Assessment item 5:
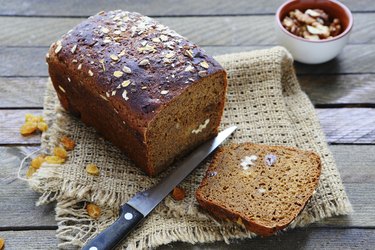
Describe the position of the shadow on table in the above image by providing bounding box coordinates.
[295,58,361,106]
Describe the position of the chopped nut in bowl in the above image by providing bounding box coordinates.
[275,0,353,64]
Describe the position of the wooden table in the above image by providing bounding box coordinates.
[1,0,375,249]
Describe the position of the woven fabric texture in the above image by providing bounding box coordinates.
[29,47,352,249]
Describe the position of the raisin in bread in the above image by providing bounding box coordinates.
[196,142,321,236]
[46,10,227,176]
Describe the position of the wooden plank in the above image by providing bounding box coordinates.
[1,45,375,77]
[2,74,375,109]
[298,74,375,105]
[0,230,57,250]
[0,47,47,77]
[1,228,375,250]
[0,146,56,228]
[1,108,374,145]
[160,228,375,249]
[0,77,46,108]
[1,145,375,228]
[0,109,43,145]
[0,14,373,47]
[331,145,375,183]
[317,109,375,144]
[204,45,375,75]
[315,183,375,227]
[0,0,373,17]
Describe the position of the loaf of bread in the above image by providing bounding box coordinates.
[196,143,321,236]
[46,10,227,176]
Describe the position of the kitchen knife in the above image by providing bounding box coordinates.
[82,126,236,250]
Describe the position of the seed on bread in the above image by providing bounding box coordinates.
[200,61,209,69]
[113,71,124,77]
[54,41,62,54]
[138,59,150,66]
[122,66,132,74]
[101,27,110,33]
[110,54,119,61]
[70,44,77,54]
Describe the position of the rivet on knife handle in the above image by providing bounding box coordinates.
[81,204,144,250]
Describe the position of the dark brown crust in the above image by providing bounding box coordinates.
[196,143,322,236]
[47,11,224,126]
[47,10,226,176]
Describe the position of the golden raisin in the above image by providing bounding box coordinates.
[20,122,38,135]
[86,203,101,219]
[25,113,37,122]
[26,166,36,178]
[36,115,45,123]
[45,155,65,164]
[86,164,100,176]
[31,155,46,169]
[0,238,4,250]
[171,186,185,201]
[61,136,75,150]
[37,122,48,132]
[53,147,68,159]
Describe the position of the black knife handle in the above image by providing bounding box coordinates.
[82,204,144,250]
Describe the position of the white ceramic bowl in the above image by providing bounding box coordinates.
[275,0,353,64]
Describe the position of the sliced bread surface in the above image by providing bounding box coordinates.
[196,142,321,236]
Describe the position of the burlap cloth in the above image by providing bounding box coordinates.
[28,47,352,249]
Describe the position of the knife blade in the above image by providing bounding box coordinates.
[82,126,236,250]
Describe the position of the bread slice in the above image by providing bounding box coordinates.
[196,142,321,236]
